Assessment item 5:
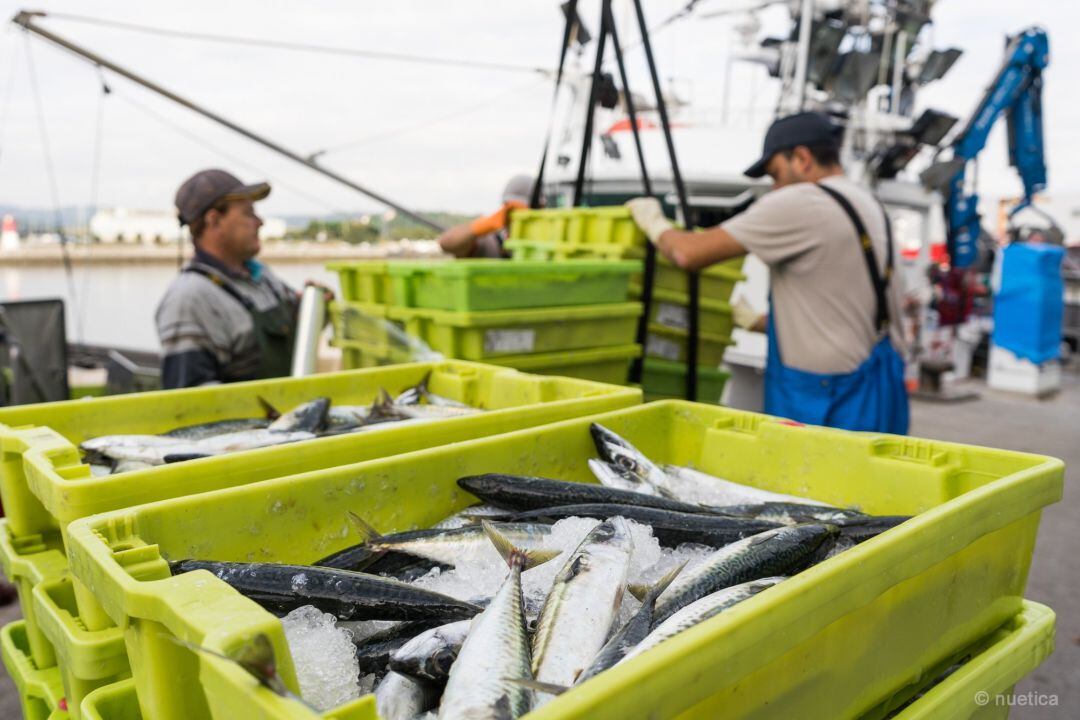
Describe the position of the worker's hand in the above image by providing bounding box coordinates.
[469,200,527,237]
[626,197,674,244]
[732,296,765,332]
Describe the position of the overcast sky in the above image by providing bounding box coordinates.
[0,0,1075,218]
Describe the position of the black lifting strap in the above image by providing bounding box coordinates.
[530,0,579,209]
[816,184,894,334]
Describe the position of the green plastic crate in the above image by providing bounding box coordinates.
[641,359,731,404]
[489,344,640,385]
[325,262,394,305]
[386,259,641,311]
[645,324,733,366]
[81,679,140,720]
[34,576,130,720]
[870,601,1055,720]
[386,303,642,360]
[635,288,734,339]
[0,362,639,630]
[508,206,645,248]
[65,401,1062,720]
[0,519,67,669]
[1,620,68,720]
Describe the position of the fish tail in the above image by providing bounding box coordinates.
[627,560,687,603]
[346,512,383,544]
[256,396,280,420]
[482,521,559,571]
[416,370,432,401]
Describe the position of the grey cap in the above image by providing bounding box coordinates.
[501,174,536,204]
[175,169,271,226]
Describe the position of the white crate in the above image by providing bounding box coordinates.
[987,344,1062,396]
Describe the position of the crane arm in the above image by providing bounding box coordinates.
[936,27,1049,268]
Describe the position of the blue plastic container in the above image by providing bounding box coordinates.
[993,243,1064,364]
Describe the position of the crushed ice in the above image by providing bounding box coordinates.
[283,516,717,710]
[281,605,360,712]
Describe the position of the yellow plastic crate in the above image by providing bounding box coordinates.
[33,575,130,720]
[81,678,139,720]
[636,256,747,303]
[64,401,1061,720]
[0,362,638,634]
[505,239,637,262]
[0,519,67,669]
[71,603,1056,720]
[1,620,68,720]
[879,601,1055,720]
[386,303,642,360]
[508,206,645,248]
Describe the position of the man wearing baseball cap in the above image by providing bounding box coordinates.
[155,169,300,388]
[437,174,537,258]
[626,111,908,433]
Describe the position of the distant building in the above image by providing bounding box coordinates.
[89,207,288,244]
[0,215,19,251]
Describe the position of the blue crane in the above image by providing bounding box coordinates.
[922,27,1052,268]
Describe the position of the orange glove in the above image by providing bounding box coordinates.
[469,200,526,236]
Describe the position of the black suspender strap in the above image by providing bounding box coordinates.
[816,183,894,334]
[183,264,260,314]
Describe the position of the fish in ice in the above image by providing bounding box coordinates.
[169,559,482,622]
[438,523,558,720]
[458,474,707,515]
[531,518,633,696]
[652,523,837,625]
[375,671,441,720]
[389,619,471,682]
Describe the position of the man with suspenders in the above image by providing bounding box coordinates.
[156,169,300,389]
[627,112,909,434]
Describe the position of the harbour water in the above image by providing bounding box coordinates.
[0,243,434,352]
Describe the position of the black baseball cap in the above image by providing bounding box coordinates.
[175,169,271,226]
[744,112,842,178]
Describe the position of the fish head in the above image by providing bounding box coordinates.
[587,458,646,493]
[430,647,459,678]
[589,423,633,462]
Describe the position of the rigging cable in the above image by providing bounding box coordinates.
[23,33,84,346]
[78,66,109,340]
[42,13,549,76]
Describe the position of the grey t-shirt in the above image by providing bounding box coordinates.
[722,176,906,374]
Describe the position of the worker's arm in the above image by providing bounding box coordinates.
[438,201,525,258]
[626,198,748,272]
[161,349,221,389]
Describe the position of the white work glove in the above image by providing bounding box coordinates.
[732,296,765,331]
[626,197,674,244]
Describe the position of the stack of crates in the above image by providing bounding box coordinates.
[0,364,641,718]
[328,258,644,384]
[506,206,747,402]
